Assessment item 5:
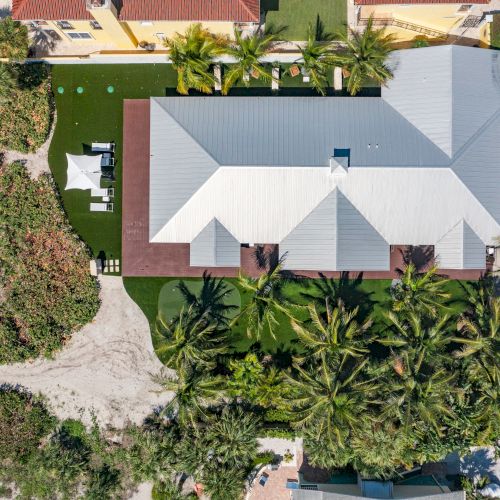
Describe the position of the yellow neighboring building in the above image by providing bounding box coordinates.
[351,0,492,43]
[12,0,261,51]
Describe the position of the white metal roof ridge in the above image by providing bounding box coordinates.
[152,166,499,247]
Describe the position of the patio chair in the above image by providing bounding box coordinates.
[101,156,115,168]
[301,66,310,83]
[90,202,113,212]
[101,169,115,181]
[92,142,115,153]
[91,187,114,198]
[259,473,269,487]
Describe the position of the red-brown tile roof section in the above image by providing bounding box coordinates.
[12,0,92,20]
[12,0,261,22]
[356,0,487,4]
[119,0,260,22]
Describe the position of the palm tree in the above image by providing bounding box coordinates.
[349,421,413,479]
[0,63,15,102]
[380,364,456,435]
[391,263,451,317]
[155,306,227,372]
[164,23,227,95]
[201,466,245,500]
[452,296,499,390]
[177,272,238,326]
[152,479,187,500]
[234,256,292,340]
[157,369,224,427]
[286,356,376,446]
[330,16,395,96]
[380,311,453,372]
[292,299,370,363]
[0,17,29,60]
[204,407,259,469]
[222,28,278,95]
[295,24,335,96]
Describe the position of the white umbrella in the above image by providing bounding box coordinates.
[65,153,102,191]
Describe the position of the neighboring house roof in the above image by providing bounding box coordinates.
[12,0,260,21]
[12,0,92,20]
[291,489,466,500]
[355,0,487,5]
[383,46,500,159]
[148,46,500,271]
[119,0,260,22]
[190,218,241,267]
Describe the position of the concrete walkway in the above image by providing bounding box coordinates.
[0,276,172,428]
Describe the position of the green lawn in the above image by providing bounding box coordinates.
[263,0,347,41]
[124,275,475,358]
[49,64,177,260]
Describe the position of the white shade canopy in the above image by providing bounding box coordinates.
[65,153,102,191]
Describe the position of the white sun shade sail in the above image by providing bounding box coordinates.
[65,153,102,191]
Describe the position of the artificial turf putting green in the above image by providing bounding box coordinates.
[49,64,178,260]
[263,0,347,41]
[124,276,310,354]
[158,279,241,322]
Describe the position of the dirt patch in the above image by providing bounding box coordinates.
[0,276,172,428]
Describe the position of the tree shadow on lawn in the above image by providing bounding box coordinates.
[297,271,377,323]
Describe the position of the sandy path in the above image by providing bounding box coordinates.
[2,111,56,179]
[0,276,172,428]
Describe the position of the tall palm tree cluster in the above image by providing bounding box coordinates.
[165,19,395,97]
[154,255,499,490]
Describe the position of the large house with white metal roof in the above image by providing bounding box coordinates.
[122,45,500,277]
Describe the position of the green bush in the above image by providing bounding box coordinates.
[259,427,297,439]
[491,14,500,49]
[0,17,29,60]
[412,36,430,48]
[0,387,56,461]
[252,450,276,467]
[0,162,100,362]
[264,408,291,423]
[0,63,53,153]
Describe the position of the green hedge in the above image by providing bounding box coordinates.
[491,14,500,49]
[0,64,53,153]
[0,162,100,362]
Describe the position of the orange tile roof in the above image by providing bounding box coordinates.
[12,0,261,22]
[12,0,92,20]
[119,0,260,22]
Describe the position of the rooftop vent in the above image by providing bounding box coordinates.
[330,148,350,175]
[330,157,348,175]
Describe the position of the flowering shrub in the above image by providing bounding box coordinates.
[0,162,99,362]
[0,64,53,153]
